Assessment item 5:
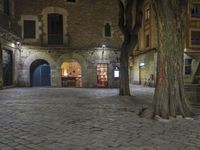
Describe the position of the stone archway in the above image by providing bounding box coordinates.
[56,53,87,87]
[30,59,51,87]
[21,52,56,87]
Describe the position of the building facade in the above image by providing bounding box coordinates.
[0,0,21,89]
[129,0,200,88]
[1,0,123,88]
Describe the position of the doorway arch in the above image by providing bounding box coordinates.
[61,60,82,87]
[30,59,51,87]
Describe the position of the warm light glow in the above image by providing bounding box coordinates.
[63,69,68,77]
[11,43,15,47]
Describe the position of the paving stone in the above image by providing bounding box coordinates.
[0,85,199,150]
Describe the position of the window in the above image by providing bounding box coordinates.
[66,0,76,2]
[191,4,200,18]
[185,59,192,75]
[144,5,150,22]
[191,30,200,45]
[3,0,10,15]
[48,13,63,45]
[104,23,111,37]
[24,20,36,39]
[145,34,150,48]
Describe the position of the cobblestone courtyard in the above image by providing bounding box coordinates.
[0,85,200,150]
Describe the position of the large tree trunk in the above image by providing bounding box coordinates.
[118,0,143,96]
[120,43,130,96]
[152,0,192,118]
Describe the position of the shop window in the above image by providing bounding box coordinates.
[3,0,10,16]
[24,20,36,39]
[191,30,200,45]
[104,23,111,37]
[97,64,108,88]
[191,4,200,18]
[185,59,192,75]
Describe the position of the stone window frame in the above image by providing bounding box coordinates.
[189,28,200,48]
[103,21,113,39]
[20,15,40,42]
[144,4,151,23]
[41,7,68,46]
[190,2,200,21]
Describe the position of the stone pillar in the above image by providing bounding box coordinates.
[0,42,3,89]
[51,68,62,87]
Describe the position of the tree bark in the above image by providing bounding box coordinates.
[152,0,192,118]
[118,0,143,96]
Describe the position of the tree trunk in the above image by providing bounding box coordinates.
[0,42,2,89]
[120,43,130,96]
[118,0,143,96]
[152,0,192,118]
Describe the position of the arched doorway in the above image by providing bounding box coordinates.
[30,59,51,87]
[61,60,82,87]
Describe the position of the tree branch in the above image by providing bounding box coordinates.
[118,0,126,35]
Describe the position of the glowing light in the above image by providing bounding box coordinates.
[63,69,68,77]
[102,44,106,48]
[11,43,15,47]
[140,63,145,67]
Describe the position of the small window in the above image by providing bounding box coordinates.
[185,59,192,75]
[145,34,150,48]
[3,0,10,15]
[144,5,150,22]
[191,30,200,45]
[104,23,111,37]
[191,4,200,18]
[24,20,36,39]
[66,0,76,2]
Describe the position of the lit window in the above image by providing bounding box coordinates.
[144,5,150,22]
[191,4,200,18]
[24,20,36,39]
[185,59,192,75]
[104,23,111,37]
[191,31,200,45]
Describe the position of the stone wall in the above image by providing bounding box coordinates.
[130,50,157,86]
[185,84,200,103]
[18,46,120,88]
[15,0,123,49]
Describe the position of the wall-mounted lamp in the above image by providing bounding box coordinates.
[140,63,145,67]
[16,40,21,47]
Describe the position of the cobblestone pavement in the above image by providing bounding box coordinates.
[0,85,200,150]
